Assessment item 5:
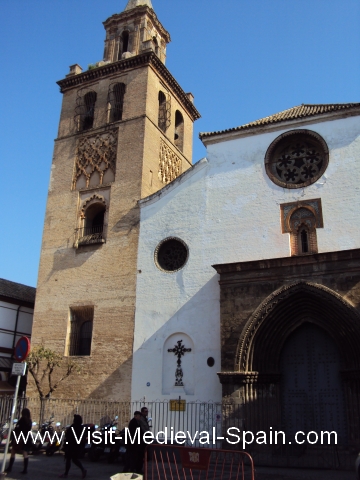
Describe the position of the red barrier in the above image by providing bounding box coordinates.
[144,444,255,480]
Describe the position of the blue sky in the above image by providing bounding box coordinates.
[1,0,359,287]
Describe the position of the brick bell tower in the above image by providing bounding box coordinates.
[31,0,200,400]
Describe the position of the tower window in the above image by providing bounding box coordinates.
[119,31,130,59]
[68,307,94,356]
[75,89,98,132]
[158,91,170,132]
[174,110,184,152]
[77,201,106,247]
[108,83,126,122]
[82,92,97,130]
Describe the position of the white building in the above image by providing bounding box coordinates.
[0,279,35,395]
[131,104,360,461]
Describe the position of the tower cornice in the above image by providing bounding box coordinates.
[57,52,200,121]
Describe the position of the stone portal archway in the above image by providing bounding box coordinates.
[214,251,360,466]
[219,281,360,455]
[236,282,360,374]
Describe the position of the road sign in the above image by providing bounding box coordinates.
[11,362,27,376]
[14,336,30,361]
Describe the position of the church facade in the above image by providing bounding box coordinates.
[30,0,360,462]
[133,104,360,454]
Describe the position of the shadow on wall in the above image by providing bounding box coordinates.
[131,275,221,402]
[112,205,140,235]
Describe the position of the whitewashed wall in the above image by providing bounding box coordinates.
[131,114,360,403]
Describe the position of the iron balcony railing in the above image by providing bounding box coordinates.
[75,224,107,247]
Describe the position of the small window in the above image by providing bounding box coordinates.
[158,91,170,132]
[289,207,318,255]
[300,229,309,253]
[174,110,184,152]
[68,307,94,356]
[155,237,188,272]
[108,83,126,122]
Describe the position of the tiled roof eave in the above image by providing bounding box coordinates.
[200,103,360,143]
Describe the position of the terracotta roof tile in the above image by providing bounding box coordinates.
[199,103,360,140]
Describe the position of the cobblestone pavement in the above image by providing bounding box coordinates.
[0,453,356,480]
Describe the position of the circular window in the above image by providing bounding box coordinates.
[265,129,329,189]
[155,237,189,272]
[207,357,215,367]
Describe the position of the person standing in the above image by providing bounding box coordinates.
[137,406,151,474]
[5,407,32,474]
[139,407,150,436]
[123,411,142,473]
[59,414,87,479]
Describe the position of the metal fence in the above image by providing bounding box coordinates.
[144,444,255,480]
[0,396,354,470]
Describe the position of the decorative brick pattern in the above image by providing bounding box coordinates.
[158,139,182,184]
[72,130,118,189]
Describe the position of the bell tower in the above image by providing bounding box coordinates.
[30,1,200,400]
[103,0,170,64]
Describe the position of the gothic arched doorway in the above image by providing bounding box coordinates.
[280,322,346,443]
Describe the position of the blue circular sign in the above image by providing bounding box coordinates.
[14,337,30,361]
[146,382,150,387]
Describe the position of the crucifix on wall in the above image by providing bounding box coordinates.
[167,339,192,386]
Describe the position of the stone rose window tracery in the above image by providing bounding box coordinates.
[155,237,189,273]
[265,130,329,189]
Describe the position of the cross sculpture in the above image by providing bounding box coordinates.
[168,339,192,386]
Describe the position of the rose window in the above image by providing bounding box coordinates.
[155,237,188,272]
[265,130,329,189]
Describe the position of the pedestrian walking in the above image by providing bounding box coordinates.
[59,414,87,479]
[5,407,32,474]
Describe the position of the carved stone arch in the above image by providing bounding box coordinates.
[80,194,107,218]
[120,25,134,34]
[285,204,318,232]
[236,281,360,373]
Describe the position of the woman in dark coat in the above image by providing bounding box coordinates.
[59,414,87,478]
[5,407,32,474]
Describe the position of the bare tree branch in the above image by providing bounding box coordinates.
[27,346,81,398]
